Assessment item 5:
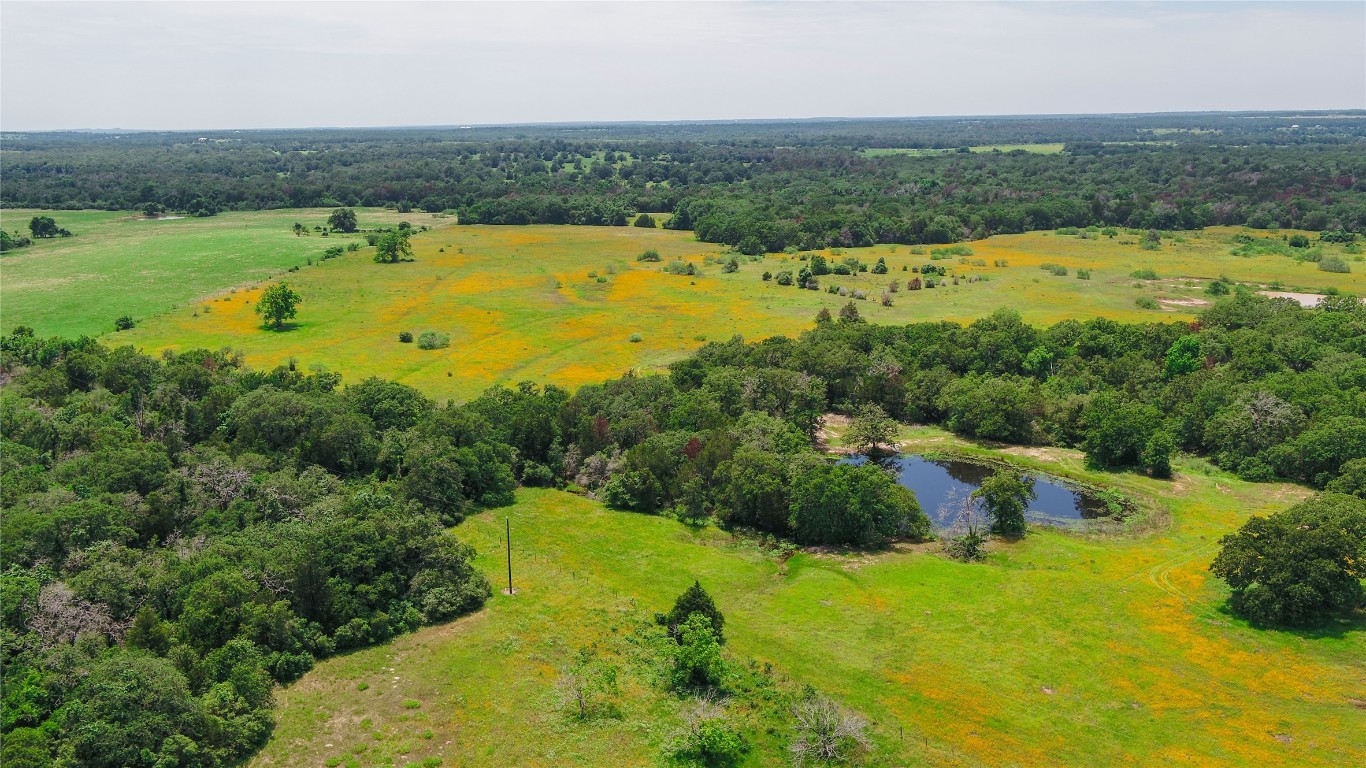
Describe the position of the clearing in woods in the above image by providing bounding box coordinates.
[250,428,1366,768]
[92,219,1362,402]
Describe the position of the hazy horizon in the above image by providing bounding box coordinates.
[8,107,1366,135]
[3,1,1364,132]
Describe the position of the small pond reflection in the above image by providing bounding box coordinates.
[842,454,1111,529]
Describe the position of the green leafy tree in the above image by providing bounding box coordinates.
[1325,459,1366,499]
[28,216,59,238]
[972,471,1036,538]
[678,475,709,525]
[1164,335,1202,378]
[1081,393,1160,468]
[126,605,172,655]
[1142,431,1176,479]
[634,213,656,228]
[1,230,33,251]
[938,375,1041,443]
[789,462,927,546]
[327,207,358,233]
[714,448,792,534]
[254,282,302,329]
[1209,494,1366,626]
[58,655,211,768]
[602,469,661,512]
[374,231,413,263]
[671,613,725,690]
[837,300,862,324]
[737,236,763,256]
[662,580,725,642]
[845,403,896,456]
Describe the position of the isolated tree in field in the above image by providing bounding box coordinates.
[292,222,304,236]
[814,307,832,324]
[634,213,656,228]
[255,283,302,329]
[838,300,862,323]
[972,470,1036,538]
[374,231,412,263]
[637,248,661,262]
[790,695,871,766]
[1209,493,1366,627]
[662,580,725,642]
[327,207,358,233]
[671,613,725,690]
[846,403,897,456]
[28,216,59,238]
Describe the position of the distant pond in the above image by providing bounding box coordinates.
[842,454,1113,530]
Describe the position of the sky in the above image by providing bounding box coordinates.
[1,1,1363,131]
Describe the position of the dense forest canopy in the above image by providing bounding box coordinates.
[4,112,1363,248]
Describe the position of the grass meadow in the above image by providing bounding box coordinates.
[69,218,1366,402]
[0,207,432,337]
[251,428,1366,768]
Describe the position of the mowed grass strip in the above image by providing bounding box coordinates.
[111,224,1363,402]
[0,207,438,337]
[253,433,1366,768]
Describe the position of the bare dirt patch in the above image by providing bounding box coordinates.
[1158,297,1210,309]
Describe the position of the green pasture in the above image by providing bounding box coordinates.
[114,223,1362,402]
[0,207,436,337]
[2,211,1361,402]
[252,430,1366,768]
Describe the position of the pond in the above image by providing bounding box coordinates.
[842,454,1112,530]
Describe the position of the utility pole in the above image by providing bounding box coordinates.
[505,516,514,595]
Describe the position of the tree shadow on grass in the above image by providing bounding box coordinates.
[1208,602,1365,640]
[261,322,306,332]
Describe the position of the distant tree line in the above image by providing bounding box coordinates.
[2,117,1361,246]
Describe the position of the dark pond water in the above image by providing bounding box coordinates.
[842,454,1111,529]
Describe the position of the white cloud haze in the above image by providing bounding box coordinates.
[2,0,1362,131]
